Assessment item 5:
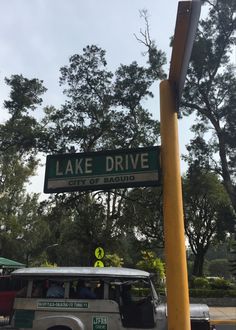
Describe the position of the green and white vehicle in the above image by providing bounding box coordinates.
[11,267,212,330]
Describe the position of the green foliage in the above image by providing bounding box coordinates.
[190,275,235,294]
[136,251,165,285]
[209,277,233,290]
[44,45,161,153]
[1,74,46,155]
[0,190,50,265]
[39,261,57,268]
[40,191,128,266]
[4,74,46,114]
[121,187,164,249]
[183,170,235,276]
[191,277,210,289]
[36,44,166,267]
[189,289,236,298]
[181,0,236,212]
[104,253,124,267]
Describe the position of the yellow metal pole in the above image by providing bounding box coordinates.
[160,80,190,330]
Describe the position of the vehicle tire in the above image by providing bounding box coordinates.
[47,326,71,330]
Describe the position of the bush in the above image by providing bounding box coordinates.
[189,289,236,298]
[208,277,232,290]
[136,251,165,286]
[191,277,210,289]
[104,253,124,267]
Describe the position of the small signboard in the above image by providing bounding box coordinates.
[44,146,161,193]
[93,316,107,330]
[95,247,104,260]
[94,260,104,267]
[37,301,88,309]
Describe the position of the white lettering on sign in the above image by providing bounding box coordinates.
[141,153,149,168]
[69,179,87,186]
[56,161,63,176]
[115,155,123,171]
[75,158,83,174]
[105,153,149,172]
[85,158,93,173]
[55,153,150,177]
[65,160,73,174]
[130,154,139,169]
[93,316,107,325]
[106,156,113,172]
[104,175,135,183]
[55,158,93,176]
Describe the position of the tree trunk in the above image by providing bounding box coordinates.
[218,132,236,213]
[192,252,205,277]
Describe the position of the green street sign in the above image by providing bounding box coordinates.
[44,146,161,193]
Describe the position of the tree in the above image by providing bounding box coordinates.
[229,239,236,277]
[0,151,37,262]
[0,74,50,264]
[0,74,47,156]
[121,187,164,250]
[181,0,236,212]
[134,9,167,81]
[0,74,47,202]
[43,45,162,153]
[40,191,128,266]
[183,169,235,277]
[0,188,49,265]
[39,44,166,265]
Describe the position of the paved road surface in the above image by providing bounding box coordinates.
[214,326,236,330]
[210,307,236,322]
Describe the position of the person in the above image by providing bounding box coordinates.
[76,280,96,299]
[46,281,64,298]
[94,281,103,299]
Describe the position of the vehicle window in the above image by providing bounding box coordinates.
[117,279,154,328]
[32,280,47,298]
[0,276,10,291]
[16,285,27,297]
[69,279,102,299]
[121,280,152,304]
[46,280,65,298]
[0,276,27,293]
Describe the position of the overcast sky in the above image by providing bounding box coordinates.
[0,0,198,197]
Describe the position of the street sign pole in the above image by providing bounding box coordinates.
[160,80,190,330]
[159,1,201,329]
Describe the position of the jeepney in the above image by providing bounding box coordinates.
[11,267,212,330]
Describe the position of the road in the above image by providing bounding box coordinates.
[1,321,236,330]
[214,325,236,330]
[1,316,235,329]
[1,325,235,329]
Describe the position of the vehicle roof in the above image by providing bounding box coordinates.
[11,267,150,278]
